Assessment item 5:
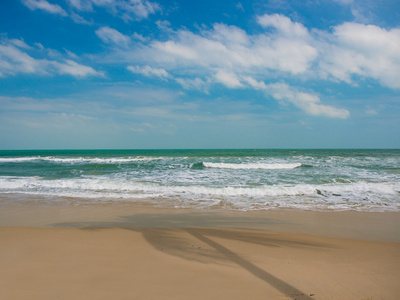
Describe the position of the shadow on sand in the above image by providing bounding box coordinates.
[53,213,330,299]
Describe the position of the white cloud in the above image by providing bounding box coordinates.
[22,0,68,16]
[236,2,244,11]
[320,22,400,89]
[0,38,102,78]
[54,59,103,77]
[156,20,172,30]
[120,0,160,20]
[175,77,208,92]
[151,38,199,61]
[89,13,375,118]
[139,18,317,76]
[70,11,94,24]
[0,42,42,75]
[366,109,377,115]
[25,0,161,23]
[206,23,250,46]
[268,83,350,119]
[74,12,400,117]
[107,13,398,92]
[9,39,31,49]
[333,0,354,4]
[257,13,309,38]
[244,77,350,118]
[214,70,243,88]
[132,32,148,42]
[67,0,161,21]
[332,0,374,23]
[67,0,94,11]
[96,27,131,47]
[127,65,169,79]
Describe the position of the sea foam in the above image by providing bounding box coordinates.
[202,162,302,170]
[1,149,399,211]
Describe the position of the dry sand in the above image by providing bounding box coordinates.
[0,206,399,300]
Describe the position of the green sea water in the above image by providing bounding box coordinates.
[0,149,399,211]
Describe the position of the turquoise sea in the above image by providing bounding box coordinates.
[0,149,399,211]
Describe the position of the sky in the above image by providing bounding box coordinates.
[0,0,399,149]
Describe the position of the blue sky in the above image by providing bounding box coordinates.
[0,0,399,149]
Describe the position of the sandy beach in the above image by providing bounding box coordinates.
[0,206,399,300]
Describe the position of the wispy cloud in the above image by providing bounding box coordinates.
[175,77,209,92]
[266,82,350,119]
[127,65,169,79]
[244,77,350,118]
[22,0,68,16]
[22,0,162,23]
[332,0,375,23]
[55,59,102,77]
[95,27,131,47]
[67,0,161,21]
[0,38,103,78]
[118,0,161,21]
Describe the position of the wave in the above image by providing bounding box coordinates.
[202,162,302,170]
[0,157,41,162]
[0,157,304,170]
[2,176,398,211]
[0,156,163,164]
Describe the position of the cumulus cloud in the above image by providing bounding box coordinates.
[206,23,250,45]
[127,65,169,79]
[320,22,400,89]
[13,7,399,118]
[257,13,309,38]
[124,13,399,92]
[138,19,318,76]
[0,38,102,78]
[22,0,68,16]
[84,12,400,117]
[91,13,367,117]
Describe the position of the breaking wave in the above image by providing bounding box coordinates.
[202,162,302,170]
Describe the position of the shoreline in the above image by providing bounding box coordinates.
[1,205,399,299]
[0,205,399,241]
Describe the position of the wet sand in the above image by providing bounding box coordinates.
[0,206,399,299]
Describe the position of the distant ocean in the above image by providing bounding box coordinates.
[0,149,399,211]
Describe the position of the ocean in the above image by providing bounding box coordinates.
[0,149,399,211]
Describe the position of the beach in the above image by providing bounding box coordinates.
[1,149,399,299]
[2,0,400,296]
[1,206,399,300]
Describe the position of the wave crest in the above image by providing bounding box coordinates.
[202,162,302,170]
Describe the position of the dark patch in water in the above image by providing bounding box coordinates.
[300,164,313,168]
[191,162,205,170]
